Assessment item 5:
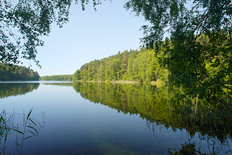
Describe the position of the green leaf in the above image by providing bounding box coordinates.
[14,129,24,135]
[27,126,38,134]
[25,135,35,140]
[28,130,36,135]
[29,118,36,126]
[4,133,7,142]
[27,108,33,120]
[15,142,21,147]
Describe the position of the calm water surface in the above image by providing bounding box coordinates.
[0,82,231,155]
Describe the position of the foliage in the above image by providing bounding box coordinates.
[168,143,198,155]
[74,32,231,101]
[125,0,232,45]
[74,47,169,83]
[0,0,104,66]
[40,74,73,81]
[125,0,232,98]
[0,63,40,81]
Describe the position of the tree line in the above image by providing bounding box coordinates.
[40,75,73,81]
[0,63,40,81]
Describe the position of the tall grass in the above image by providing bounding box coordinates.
[0,109,44,155]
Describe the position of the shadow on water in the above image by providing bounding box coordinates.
[73,82,232,154]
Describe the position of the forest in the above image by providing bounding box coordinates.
[74,33,231,100]
[76,35,230,82]
[0,63,40,81]
[73,38,170,83]
[40,75,73,81]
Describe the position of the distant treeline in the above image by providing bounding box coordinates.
[40,75,73,81]
[0,63,40,81]
[73,39,170,82]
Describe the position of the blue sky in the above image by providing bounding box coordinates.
[27,1,147,76]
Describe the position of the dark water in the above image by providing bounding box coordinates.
[0,82,231,155]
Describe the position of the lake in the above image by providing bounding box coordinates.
[0,81,231,155]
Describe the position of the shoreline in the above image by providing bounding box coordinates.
[74,79,166,86]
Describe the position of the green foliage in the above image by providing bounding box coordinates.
[125,0,232,47]
[168,143,198,155]
[0,0,104,66]
[0,63,40,81]
[125,0,232,99]
[75,30,232,102]
[74,47,169,82]
[73,70,81,81]
[40,74,73,81]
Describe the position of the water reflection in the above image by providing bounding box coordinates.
[0,82,46,154]
[1,82,231,154]
[0,83,40,98]
[42,82,73,87]
[73,82,232,154]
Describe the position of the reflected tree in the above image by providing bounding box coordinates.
[73,82,232,154]
[168,143,199,155]
[0,83,40,98]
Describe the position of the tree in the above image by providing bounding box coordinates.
[125,0,232,98]
[0,63,40,81]
[1,0,103,66]
[73,69,81,81]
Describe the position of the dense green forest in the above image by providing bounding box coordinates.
[73,39,169,83]
[0,64,40,81]
[40,75,73,81]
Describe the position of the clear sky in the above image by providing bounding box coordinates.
[27,1,147,76]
